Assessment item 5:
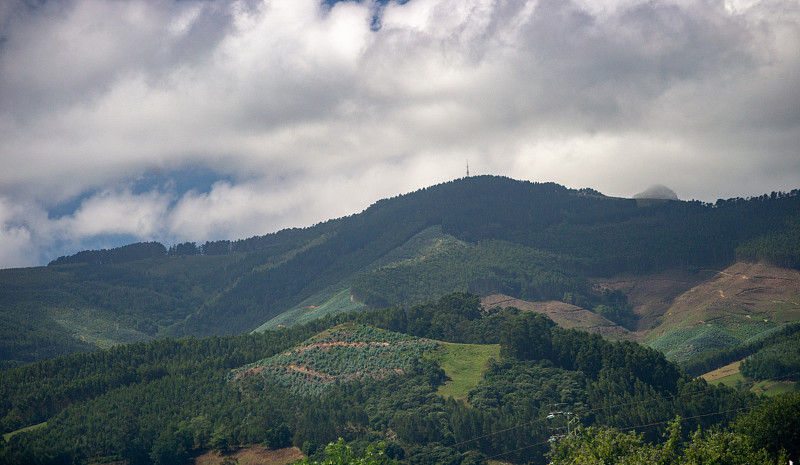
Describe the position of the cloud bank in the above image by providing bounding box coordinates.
[1,0,798,267]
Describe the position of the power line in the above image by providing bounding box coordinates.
[444,385,715,450]
[413,371,800,462]
[481,405,757,463]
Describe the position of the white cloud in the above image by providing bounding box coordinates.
[0,0,799,267]
[0,198,37,269]
[60,189,171,238]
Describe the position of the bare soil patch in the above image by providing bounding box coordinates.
[701,359,743,382]
[486,263,800,345]
[592,269,713,334]
[642,263,800,339]
[192,446,303,465]
[482,295,636,341]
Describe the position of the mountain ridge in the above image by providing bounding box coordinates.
[2,175,799,367]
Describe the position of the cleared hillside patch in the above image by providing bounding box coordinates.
[230,324,437,396]
[192,446,303,465]
[699,359,797,395]
[642,263,800,363]
[3,421,47,443]
[481,295,636,341]
[429,342,500,401]
[255,286,366,330]
[700,359,743,384]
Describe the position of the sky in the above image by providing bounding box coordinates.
[1,0,799,268]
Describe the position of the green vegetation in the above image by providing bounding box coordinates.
[295,438,398,465]
[551,393,800,464]
[647,325,744,363]
[230,324,438,397]
[0,292,768,465]
[682,322,800,377]
[257,286,367,330]
[736,216,800,269]
[352,239,587,309]
[2,176,800,367]
[549,421,780,465]
[2,422,46,443]
[428,342,500,401]
[740,329,800,381]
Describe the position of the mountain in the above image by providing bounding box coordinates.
[2,175,799,368]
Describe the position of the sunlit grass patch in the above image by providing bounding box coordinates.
[429,342,500,402]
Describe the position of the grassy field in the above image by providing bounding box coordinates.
[3,421,47,442]
[256,286,366,331]
[700,360,743,384]
[429,342,501,402]
[700,359,797,395]
[751,380,797,396]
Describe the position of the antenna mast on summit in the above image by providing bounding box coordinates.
[466,159,470,177]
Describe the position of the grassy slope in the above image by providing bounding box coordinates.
[699,359,796,396]
[254,226,465,331]
[3,422,47,443]
[429,342,501,402]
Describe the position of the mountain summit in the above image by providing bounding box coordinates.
[634,184,679,200]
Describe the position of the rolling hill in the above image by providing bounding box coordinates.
[5,293,773,465]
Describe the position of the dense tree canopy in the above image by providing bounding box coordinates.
[1,292,771,465]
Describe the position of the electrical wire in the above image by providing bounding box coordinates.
[413,370,800,462]
[481,405,758,462]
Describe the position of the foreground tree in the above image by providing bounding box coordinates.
[549,420,781,465]
[734,392,800,464]
[294,438,398,465]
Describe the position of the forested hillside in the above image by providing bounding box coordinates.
[6,293,795,465]
[1,176,799,368]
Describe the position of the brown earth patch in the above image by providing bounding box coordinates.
[700,359,743,382]
[192,446,303,465]
[287,341,392,355]
[593,262,800,343]
[644,263,800,337]
[481,295,636,341]
[591,269,713,334]
[230,365,269,381]
[485,263,800,345]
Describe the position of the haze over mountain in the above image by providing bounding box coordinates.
[1,0,799,269]
[634,185,680,201]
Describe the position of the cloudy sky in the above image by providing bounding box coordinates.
[1,0,798,268]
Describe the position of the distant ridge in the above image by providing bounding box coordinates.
[2,175,800,367]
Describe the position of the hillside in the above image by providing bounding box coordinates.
[1,175,799,368]
[2,293,769,465]
[229,324,439,397]
[596,262,800,363]
[487,263,800,363]
[481,294,636,341]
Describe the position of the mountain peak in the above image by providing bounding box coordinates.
[633,184,679,200]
